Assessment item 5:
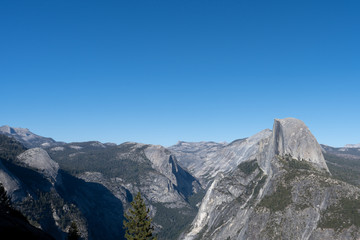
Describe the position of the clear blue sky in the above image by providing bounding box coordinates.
[1,0,359,147]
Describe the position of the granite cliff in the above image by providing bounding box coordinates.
[179,118,360,240]
[0,132,203,240]
[2,119,360,240]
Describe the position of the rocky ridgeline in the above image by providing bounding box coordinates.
[180,118,360,240]
[1,119,360,240]
[0,125,61,148]
[344,143,360,148]
[169,130,272,187]
[0,131,203,240]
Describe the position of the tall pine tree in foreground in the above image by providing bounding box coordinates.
[123,192,157,240]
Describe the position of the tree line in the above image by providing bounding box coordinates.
[1,183,156,240]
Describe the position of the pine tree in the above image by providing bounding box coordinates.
[123,192,157,240]
[0,183,28,221]
[0,183,11,209]
[68,221,80,240]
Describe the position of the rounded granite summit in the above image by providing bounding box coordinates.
[16,148,59,182]
[272,118,329,172]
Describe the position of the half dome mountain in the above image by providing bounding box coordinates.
[181,118,360,240]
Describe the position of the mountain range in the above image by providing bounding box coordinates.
[1,119,360,240]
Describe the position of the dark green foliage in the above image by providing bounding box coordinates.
[318,197,360,231]
[324,152,360,186]
[152,203,197,240]
[277,155,315,182]
[258,185,292,212]
[0,183,11,209]
[281,154,313,170]
[18,190,83,235]
[48,142,156,183]
[123,192,157,240]
[287,159,312,170]
[0,134,27,160]
[238,160,258,175]
[0,184,55,239]
[58,171,124,240]
[151,190,204,239]
[0,155,86,238]
[187,189,206,208]
[253,175,267,198]
[49,142,200,239]
[68,222,80,240]
[241,173,267,206]
[49,142,202,239]
[0,183,27,222]
[258,155,317,212]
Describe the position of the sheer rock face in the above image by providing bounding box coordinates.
[182,118,344,240]
[168,141,227,182]
[183,159,360,240]
[114,143,201,207]
[271,118,329,172]
[170,129,272,186]
[0,161,25,200]
[16,148,59,183]
[172,118,328,187]
[144,145,202,206]
[144,145,178,185]
[1,118,347,240]
[54,141,202,238]
[0,132,201,239]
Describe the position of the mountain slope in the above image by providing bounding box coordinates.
[2,121,359,240]
[182,118,359,240]
[344,143,360,148]
[169,130,272,186]
[0,135,88,239]
[0,126,61,148]
[322,144,360,186]
[45,141,203,239]
[0,183,55,240]
[0,132,203,240]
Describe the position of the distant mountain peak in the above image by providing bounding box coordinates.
[344,143,360,148]
[182,118,336,240]
[0,125,60,148]
[172,118,329,189]
[0,125,30,135]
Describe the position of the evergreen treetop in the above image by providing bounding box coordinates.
[123,192,157,240]
[0,183,11,210]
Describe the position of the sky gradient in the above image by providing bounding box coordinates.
[1,0,359,147]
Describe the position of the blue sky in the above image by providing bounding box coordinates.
[1,0,359,147]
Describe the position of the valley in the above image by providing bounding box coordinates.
[1,119,360,240]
